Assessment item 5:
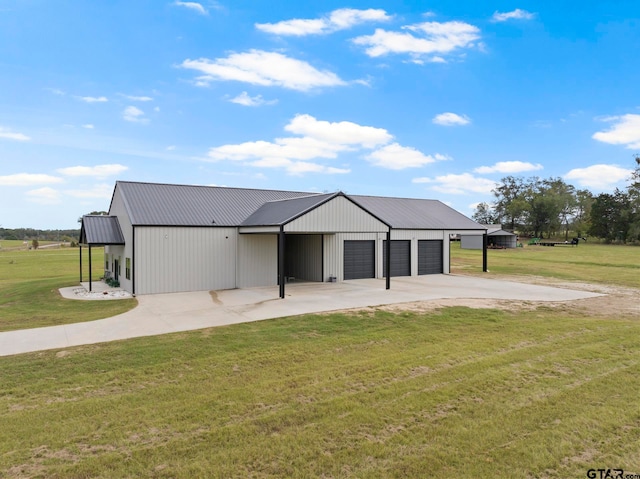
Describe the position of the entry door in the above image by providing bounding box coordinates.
[418,240,443,275]
[383,240,411,277]
[343,240,375,280]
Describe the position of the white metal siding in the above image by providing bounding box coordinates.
[285,196,387,233]
[237,234,277,288]
[106,187,134,293]
[461,235,483,250]
[135,226,237,294]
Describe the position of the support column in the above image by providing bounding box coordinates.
[89,245,93,292]
[385,229,391,290]
[278,230,285,299]
[482,233,488,272]
[79,245,83,283]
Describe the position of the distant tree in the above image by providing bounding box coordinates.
[588,190,630,242]
[572,189,594,237]
[31,239,39,250]
[492,176,529,231]
[472,202,499,225]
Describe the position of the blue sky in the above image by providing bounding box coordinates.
[1,1,639,229]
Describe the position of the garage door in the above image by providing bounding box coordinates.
[418,240,443,275]
[383,240,411,277]
[344,240,375,280]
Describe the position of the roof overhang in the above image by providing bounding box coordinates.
[79,215,125,245]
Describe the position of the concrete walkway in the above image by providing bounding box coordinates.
[0,275,602,357]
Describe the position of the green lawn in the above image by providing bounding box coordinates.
[1,242,639,477]
[0,247,136,332]
[451,241,640,289]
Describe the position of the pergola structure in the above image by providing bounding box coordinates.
[79,215,125,292]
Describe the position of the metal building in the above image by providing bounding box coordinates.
[461,225,517,249]
[81,181,487,296]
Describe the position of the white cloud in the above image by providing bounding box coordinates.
[57,164,128,178]
[365,144,448,170]
[492,9,535,22]
[564,164,632,189]
[123,106,148,123]
[166,145,176,151]
[228,91,277,107]
[284,114,392,148]
[432,112,471,126]
[0,127,30,141]
[207,114,442,175]
[592,114,640,149]
[256,8,391,36]
[474,161,543,174]
[79,96,108,103]
[82,124,95,129]
[173,1,207,15]
[45,87,65,95]
[181,50,346,91]
[120,94,153,102]
[413,173,497,194]
[0,173,63,186]
[26,187,62,204]
[353,21,481,61]
[65,183,114,199]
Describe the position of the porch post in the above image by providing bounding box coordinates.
[482,233,488,272]
[79,244,83,283]
[385,229,391,290]
[278,229,285,299]
[89,245,92,292]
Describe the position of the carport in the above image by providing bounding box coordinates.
[239,192,393,298]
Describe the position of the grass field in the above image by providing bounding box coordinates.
[1,242,639,477]
[451,241,640,289]
[0,247,136,332]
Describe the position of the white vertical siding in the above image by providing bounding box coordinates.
[285,196,387,233]
[107,187,134,293]
[237,234,277,288]
[135,226,237,294]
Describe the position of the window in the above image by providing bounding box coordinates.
[125,258,131,280]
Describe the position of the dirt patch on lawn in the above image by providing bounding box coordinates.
[338,275,640,319]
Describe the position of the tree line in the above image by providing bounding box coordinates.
[473,156,640,243]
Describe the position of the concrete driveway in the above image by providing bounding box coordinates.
[0,275,601,357]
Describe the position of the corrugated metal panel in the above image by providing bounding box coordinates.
[135,226,237,294]
[390,230,444,240]
[324,233,378,281]
[461,236,483,250]
[418,240,443,274]
[286,196,388,232]
[242,194,334,226]
[238,226,280,234]
[285,235,322,282]
[237,235,277,288]
[344,240,375,280]
[80,216,125,245]
[105,189,134,292]
[117,181,315,226]
[383,240,411,277]
[353,195,485,231]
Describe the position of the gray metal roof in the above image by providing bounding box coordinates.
[241,193,336,226]
[352,195,485,230]
[111,181,485,231]
[113,181,314,226]
[80,216,125,245]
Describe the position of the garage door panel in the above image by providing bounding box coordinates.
[344,240,375,280]
[418,240,442,275]
[383,240,411,277]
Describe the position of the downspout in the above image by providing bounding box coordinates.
[278,227,285,299]
[385,228,391,290]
